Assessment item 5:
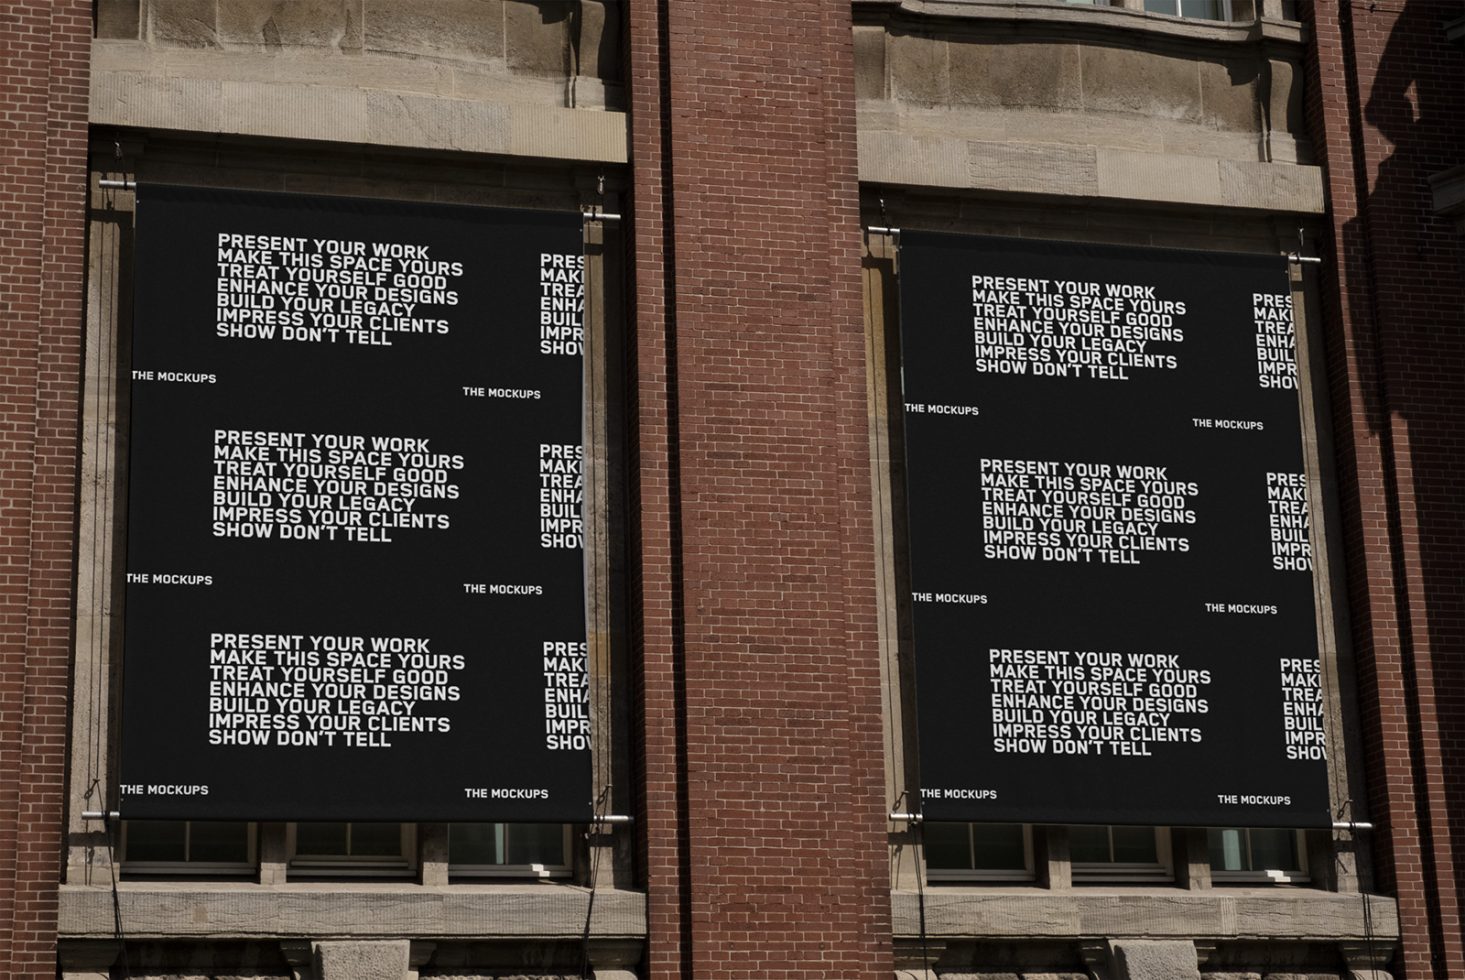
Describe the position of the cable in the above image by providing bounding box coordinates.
[578,784,612,980]
[102,811,131,978]
[906,795,932,978]
[1333,799,1381,977]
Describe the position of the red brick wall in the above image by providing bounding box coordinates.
[1303,3,1465,977]
[625,0,893,975]
[0,2,92,977]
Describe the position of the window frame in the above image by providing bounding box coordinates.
[120,820,258,876]
[446,822,576,880]
[924,822,1037,883]
[1068,825,1174,884]
[1208,827,1311,884]
[1143,0,1237,21]
[286,822,418,877]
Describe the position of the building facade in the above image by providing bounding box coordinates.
[0,0,1461,978]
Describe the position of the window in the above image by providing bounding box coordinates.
[288,822,415,876]
[1069,825,1173,882]
[121,820,255,875]
[448,823,573,879]
[1208,827,1308,883]
[1144,0,1236,20]
[924,823,1034,881]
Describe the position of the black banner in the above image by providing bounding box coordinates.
[899,232,1330,828]
[120,186,592,821]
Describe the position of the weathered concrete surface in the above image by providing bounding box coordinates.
[315,940,409,980]
[1111,939,1202,980]
[92,0,626,161]
[891,891,1398,941]
[852,0,1304,44]
[855,1,1317,207]
[858,128,1323,212]
[90,41,626,162]
[130,0,621,86]
[57,884,647,939]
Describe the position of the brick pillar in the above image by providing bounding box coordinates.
[1303,3,1465,977]
[625,0,893,975]
[0,2,92,977]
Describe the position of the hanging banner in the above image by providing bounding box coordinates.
[899,232,1330,827]
[120,185,592,821]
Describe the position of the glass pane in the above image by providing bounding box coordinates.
[295,822,349,855]
[505,824,567,866]
[1068,825,1112,863]
[1247,828,1299,871]
[1144,0,1180,13]
[189,821,250,863]
[1208,828,1247,870]
[350,823,403,857]
[450,823,505,865]
[125,820,187,862]
[969,824,1027,870]
[1111,826,1159,864]
[922,822,973,870]
[1180,0,1226,19]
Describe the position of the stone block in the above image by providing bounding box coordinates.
[1268,55,1306,140]
[1113,940,1201,980]
[315,940,409,980]
[97,0,141,40]
[148,0,218,47]
[888,30,949,106]
[968,139,1099,197]
[1218,159,1325,212]
[577,0,621,83]
[218,77,369,143]
[1198,56,1261,132]
[218,0,361,50]
[1097,147,1219,204]
[853,25,886,101]
[365,0,504,64]
[363,89,476,150]
[1079,44,1203,122]
[948,41,1081,110]
[506,0,573,74]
